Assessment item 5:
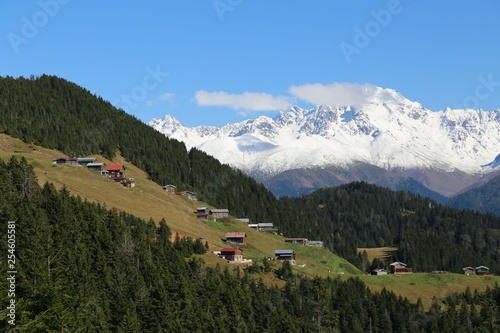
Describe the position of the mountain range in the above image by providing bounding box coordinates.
[150,86,500,199]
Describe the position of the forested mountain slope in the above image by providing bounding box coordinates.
[2,156,500,332]
[448,176,500,216]
[280,182,500,273]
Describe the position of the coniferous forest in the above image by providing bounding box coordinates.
[1,156,500,332]
[1,75,499,273]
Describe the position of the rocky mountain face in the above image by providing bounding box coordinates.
[149,87,500,198]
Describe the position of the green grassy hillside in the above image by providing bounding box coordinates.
[0,134,360,277]
[3,134,500,309]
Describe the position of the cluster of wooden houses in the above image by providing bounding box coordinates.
[284,238,324,247]
[217,231,297,264]
[371,262,491,276]
[162,185,200,201]
[463,266,490,276]
[217,246,296,265]
[371,261,413,275]
[52,157,135,188]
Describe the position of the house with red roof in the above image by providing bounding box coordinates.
[220,248,243,261]
[106,164,125,181]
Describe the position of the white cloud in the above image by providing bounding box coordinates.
[159,92,175,101]
[289,82,377,107]
[194,90,293,111]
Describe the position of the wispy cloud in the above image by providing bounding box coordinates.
[289,82,377,107]
[159,92,175,101]
[194,90,293,111]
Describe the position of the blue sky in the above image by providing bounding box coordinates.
[2,1,500,127]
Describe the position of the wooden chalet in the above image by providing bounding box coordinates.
[220,248,243,261]
[106,164,125,180]
[195,207,209,220]
[236,218,250,225]
[257,223,274,232]
[87,162,105,172]
[162,184,176,193]
[197,207,208,214]
[307,240,324,247]
[371,268,388,276]
[210,209,229,218]
[52,158,68,164]
[66,157,79,165]
[285,238,308,245]
[275,249,296,263]
[475,266,489,276]
[225,232,247,245]
[248,223,273,231]
[176,191,198,201]
[389,261,412,274]
[463,267,476,275]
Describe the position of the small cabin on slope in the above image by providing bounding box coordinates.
[463,267,476,275]
[275,250,296,263]
[390,261,412,274]
[475,266,489,276]
[106,164,125,180]
[162,184,176,193]
[225,232,247,245]
[87,163,105,172]
[220,248,243,261]
[176,191,198,201]
[210,209,229,218]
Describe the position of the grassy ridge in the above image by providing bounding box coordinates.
[0,133,359,274]
[2,134,499,309]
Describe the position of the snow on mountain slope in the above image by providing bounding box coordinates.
[149,87,500,181]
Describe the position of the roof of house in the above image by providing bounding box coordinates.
[390,261,407,267]
[86,163,104,167]
[285,238,307,241]
[77,157,96,163]
[258,223,274,227]
[236,218,250,223]
[66,157,78,161]
[196,213,209,217]
[476,266,489,270]
[211,209,229,213]
[225,232,246,238]
[275,249,295,255]
[106,164,124,171]
[176,190,197,196]
[220,248,242,253]
[163,184,176,188]
[463,266,475,271]
[197,207,207,210]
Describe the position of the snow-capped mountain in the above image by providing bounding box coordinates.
[149,87,500,197]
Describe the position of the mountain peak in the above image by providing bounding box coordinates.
[150,94,499,182]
